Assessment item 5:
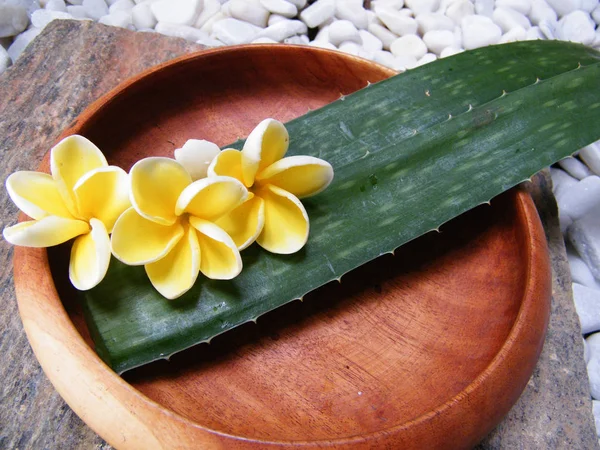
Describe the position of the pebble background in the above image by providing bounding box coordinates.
[1,0,600,440]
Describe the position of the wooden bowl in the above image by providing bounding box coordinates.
[13,46,551,449]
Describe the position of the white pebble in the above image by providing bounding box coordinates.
[585,337,591,363]
[557,175,600,220]
[587,332,600,399]
[0,2,29,37]
[268,14,287,25]
[593,400,600,431]
[150,0,201,26]
[495,0,531,15]
[375,5,418,35]
[46,0,68,12]
[200,11,227,34]
[545,0,582,17]
[499,26,527,43]
[82,0,109,21]
[7,27,42,62]
[31,9,73,28]
[423,29,454,54]
[307,40,336,50]
[371,0,404,10]
[212,18,263,44]
[229,0,269,27]
[538,18,558,39]
[336,2,368,29]
[445,0,474,24]
[525,25,545,40]
[557,10,596,45]
[440,46,462,57]
[0,45,10,74]
[260,0,297,18]
[581,0,598,12]
[258,19,307,42]
[492,7,531,33]
[529,0,557,25]
[573,283,600,334]
[390,34,427,59]
[368,23,398,49]
[67,0,84,4]
[287,0,306,8]
[339,41,363,56]
[156,22,209,41]
[550,167,578,198]
[284,34,308,44]
[474,0,494,17]
[174,140,220,181]
[299,0,334,28]
[593,4,600,24]
[359,29,383,52]
[194,0,220,28]
[131,2,156,29]
[417,52,436,66]
[568,210,600,281]
[569,250,600,289]
[328,20,361,46]
[393,53,417,70]
[314,25,329,42]
[404,0,439,15]
[580,142,600,176]
[251,36,278,44]
[372,49,396,68]
[558,156,593,180]
[98,9,131,27]
[196,34,225,46]
[416,12,454,34]
[66,5,88,18]
[461,15,502,49]
[108,0,133,13]
[366,9,382,26]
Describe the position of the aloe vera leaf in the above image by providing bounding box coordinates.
[77,41,600,374]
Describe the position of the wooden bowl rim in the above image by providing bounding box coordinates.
[13,45,551,448]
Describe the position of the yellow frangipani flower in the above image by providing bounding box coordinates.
[207,118,334,254]
[3,135,130,290]
[110,157,248,300]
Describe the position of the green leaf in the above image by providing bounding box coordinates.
[80,41,600,374]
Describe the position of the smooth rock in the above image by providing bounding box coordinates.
[538,18,558,39]
[229,0,269,27]
[593,27,600,48]
[557,10,596,45]
[131,2,155,29]
[529,0,558,25]
[339,41,370,58]
[368,22,398,49]
[299,0,334,28]
[474,0,493,17]
[374,5,418,35]
[393,53,417,69]
[445,0,474,24]
[0,44,10,73]
[546,0,582,17]
[0,3,29,37]
[251,36,278,43]
[194,0,220,28]
[212,17,262,44]
[284,34,308,44]
[98,9,131,27]
[440,45,461,57]
[423,29,454,54]
[66,5,88,18]
[67,0,84,4]
[328,20,361,46]
[371,0,404,10]
[557,175,600,220]
[499,26,527,43]
[593,400,600,433]
[416,12,454,34]
[580,142,600,175]
[358,29,383,52]
[108,0,133,13]
[258,19,306,42]
[525,25,545,40]
[496,0,531,15]
[260,0,297,18]
[366,9,382,26]
[31,9,72,28]
[155,21,209,41]
[417,52,436,66]
[150,0,201,26]
[461,14,502,49]
[550,166,578,197]
[195,33,224,46]
[569,250,600,289]
[581,0,599,12]
[390,33,427,59]
[372,48,396,68]
[268,13,287,25]
[46,0,68,11]
[492,7,531,32]
[568,210,600,281]
[82,0,108,20]
[307,40,336,50]
[586,332,600,399]
[558,156,593,180]
[7,26,41,62]
[286,0,305,8]
[336,1,368,29]
[585,337,591,363]
[572,283,600,334]
[593,4,600,24]
[199,11,226,34]
[404,0,439,15]
[314,25,329,41]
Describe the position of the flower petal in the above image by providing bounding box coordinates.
[189,217,242,280]
[241,119,289,187]
[69,218,111,291]
[130,157,192,226]
[73,166,131,233]
[145,223,200,300]
[174,139,221,181]
[256,184,309,254]
[6,171,73,220]
[207,148,244,183]
[3,217,89,247]
[175,176,248,222]
[51,135,108,217]
[256,156,334,199]
[111,207,184,265]
[215,193,265,250]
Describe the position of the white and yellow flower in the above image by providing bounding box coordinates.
[208,119,334,254]
[110,157,248,300]
[3,135,130,290]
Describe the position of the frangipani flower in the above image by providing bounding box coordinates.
[208,119,334,254]
[110,157,248,299]
[3,135,130,290]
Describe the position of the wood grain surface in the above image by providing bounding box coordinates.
[0,20,598,450]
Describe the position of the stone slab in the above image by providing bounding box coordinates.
[0,20,597,449]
